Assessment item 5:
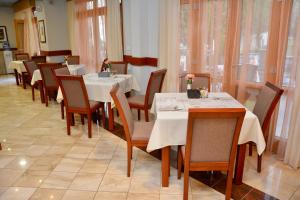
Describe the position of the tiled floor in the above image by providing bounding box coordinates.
[0,75,299,200]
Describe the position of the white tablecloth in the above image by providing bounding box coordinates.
[31,64,87,85]
[147,93,266,155]
[8,61,26,74]
[57,73,140,103]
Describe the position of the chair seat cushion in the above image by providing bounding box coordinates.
[90,100,101,111]
[132,121,154,141]
[128,95,145,106]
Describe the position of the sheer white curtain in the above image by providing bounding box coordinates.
[158,0,180,92]
[106,0,123,61]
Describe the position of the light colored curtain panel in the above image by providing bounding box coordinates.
[158,0,180,92]
[23,9,40,56]
[67,1,77,54]
[180,0,228,92]
[74,0,107,72]
[106,0,123,61]
[283,0,300,168]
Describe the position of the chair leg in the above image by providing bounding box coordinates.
[81,114,85,125]
[144,109,149,122]
[183,165,189,200]
[71,113,75,126]
[257,154,262,173]
[127,144,132,177]
[137,109,141,120]
[249,143,253,156]
[101,104,106,127]
[22,73,26,89]
[177,147,183,179]
[225,170,234,200]
[45,90,48,107]
[87,113,92,138]
[60,101,64,119]
[66,112,71,136]
[31,86,35,101]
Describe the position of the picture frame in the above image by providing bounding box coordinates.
[0,26,8,43]
[38,20,46,43]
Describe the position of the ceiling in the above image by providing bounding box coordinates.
[0,0,19,6]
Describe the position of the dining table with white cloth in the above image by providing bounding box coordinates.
[30,64,87,85]
[148,92,265,187]
[57,73,140,130]
[9,60,27,86]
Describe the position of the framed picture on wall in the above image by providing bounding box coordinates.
[0,26,8,43]
[38,20,46,43]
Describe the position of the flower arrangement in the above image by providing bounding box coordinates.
[186,74,195,90]
[103,59,112,72]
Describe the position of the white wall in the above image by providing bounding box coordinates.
[0,7,16,48]
[122,0,160,94]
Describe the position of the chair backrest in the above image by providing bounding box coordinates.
[38,63,63,89]
[53,67,70,76]
[253,82,284,132]
[145,69,167,107]
[186,108,245,165]
[180,73,211,92]
[110,84,134,143]
[31,56,46,64]
[66,55,80,65]
[110,62,128,74]
[56,75,90,111]
[15,53,30,61]
[23,61,38,78]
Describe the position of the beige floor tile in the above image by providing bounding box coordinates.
[69,173,103,191]
[43,146,72,157]
[94,192,127,200]
[0,155,16,168]
[129,175,161,194]
[29,188,66,200]
[0,187,36,200]
[25,145,50,157]
[127,193,159,200]
[98,174,131,192]
[79,159,110,173]
[0,168,25,187]
[65,145,93,159]
[4,156,35,170]
[61,190,95,200]
[0,187,8,196]
[28,156,62,171]
[160,194,183,200]
[132,160,161,177]
[40,171,76,189]
[290,189,300,200]
[160,176,183,194]
[106,159,135,175]
[13,170,50,187]
[53,158,85,173]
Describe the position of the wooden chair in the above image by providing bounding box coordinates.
[57,75,105,138]
[38,63,63,106]
[53,67,71,120]
[65,55,80,65]
[101,59,128,74]
[179,73,211,92]
[249,82,283,172]
[15,53,30,61]
[127,69,167,122]
[23,61,39,101]
[177,108,246,200]
[31,55,46,64]
[110,84,154,176]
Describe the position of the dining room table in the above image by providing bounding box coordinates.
[30,64,87,104]
[8,60,27,86]
[147,92,266,187]
[56,73,140,130]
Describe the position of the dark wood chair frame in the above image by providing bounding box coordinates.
[57,75,105,138]
[31,55,47,64]
[177,108,246,200]
[129,69,167,122]
[66,55,80,65]
[248,81,284,172]
[38,63,63,107]
[101,59,128,74]
[15,53,30,89]
[110,84,149,177]
[23,61,39,101]
[179,73,211,92]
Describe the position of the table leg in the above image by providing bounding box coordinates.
[108,102,114,131]
[162,146,170,187]
[38,81,45,103]
[22,72,27,89]
[234,144,246,185]
[14,69,19,85]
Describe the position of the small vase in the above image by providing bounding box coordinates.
[187,84,192,90]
